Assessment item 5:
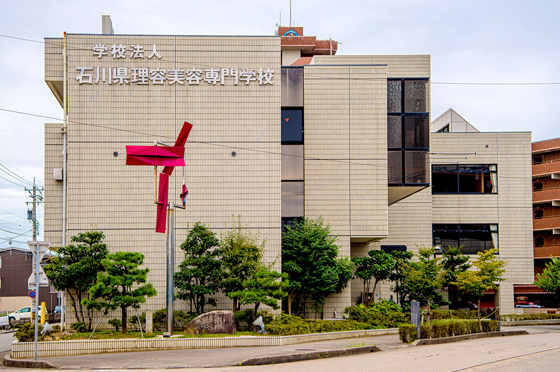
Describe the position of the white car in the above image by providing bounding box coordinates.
[0,311,9,329]
[8,306,48,322]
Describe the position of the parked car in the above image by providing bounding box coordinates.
[0,311,9,329]
[515,303,543,308]
[53,306,62,314]
[8,306,48,323]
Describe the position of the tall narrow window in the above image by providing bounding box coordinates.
[281,109,303,143]
[387,78,429,186]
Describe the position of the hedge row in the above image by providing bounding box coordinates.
[398,319,499,343]
[500,313,560,322]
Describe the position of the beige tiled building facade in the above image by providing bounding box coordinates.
[44,21,532,324]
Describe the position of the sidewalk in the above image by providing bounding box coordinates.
[4,333,407,369]
[4,325,546,369]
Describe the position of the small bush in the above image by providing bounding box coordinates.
[398,324,417,343]
[52,325,61,333]
[71,321,87,333]
[108,318,122,332]
[450,320,466,336]
[234,309,274,331]
[344,303,409,328]
[266,313,372,336]
[500,313,560,322]
[15,323,43,342]
[420,324,432,339]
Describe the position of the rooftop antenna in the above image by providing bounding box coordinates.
[275,11,282,31]
[290,0,292,27]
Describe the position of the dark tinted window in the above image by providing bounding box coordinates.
[535,237,544,247]
[405,151,428,184]
[534,182,543,191]
[282,217,303,233]
[388,116,402,148]
[533,155,543,165]
[281,109,303,143]
[388,151,403,184]
[404,116,429,148]
[433,224,497,254]
[534,209,544,219]
[404,80,427,112]
[387,81,402,113]
[432,164,497,194]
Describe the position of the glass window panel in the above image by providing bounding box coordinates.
[535,209,544,219]
[388,151,403,184]
[460,230,493,254]
[282,181,304,217]
[387,81,402,113]
[281,68,304,107]
[388,116,402,148]
[534,182,543,191]
[458,172,485,193]
[281,109,303,143]
[404,80,427,112]
[405,151,428,184]
[433,231,459,250]
[404,116,429,148]
[282,217,303,234]
[535,237,544,247]
[282,145,304,180]
[432,165,458,193]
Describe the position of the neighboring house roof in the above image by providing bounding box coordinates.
[431,108,479,133]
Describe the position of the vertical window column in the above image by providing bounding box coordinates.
[281,67,304,229]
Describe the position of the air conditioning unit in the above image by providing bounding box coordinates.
[53,168,63,181]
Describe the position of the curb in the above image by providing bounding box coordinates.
[3,354,59,369]
[238,345,382,366]
[411,330,529,346]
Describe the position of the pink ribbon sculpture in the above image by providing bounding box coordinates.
[126,121,193,233]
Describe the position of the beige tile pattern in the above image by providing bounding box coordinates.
[45,35,282,324]
[431,132,533,314]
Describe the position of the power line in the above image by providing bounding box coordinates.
[0,175,26,188]
[0,106,545,182]
[0,160,40,185]
[0,167,34,187]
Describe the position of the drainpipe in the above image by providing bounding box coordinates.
[61,31,68,330]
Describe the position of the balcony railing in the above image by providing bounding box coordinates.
[534,215,560,231]
[534,245,560,259]
[533,188,560,204]
[533,161,560,177]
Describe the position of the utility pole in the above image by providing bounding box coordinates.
[25,178,43,241]
[25,179,45,361]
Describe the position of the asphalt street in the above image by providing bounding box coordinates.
[1,326,559,371]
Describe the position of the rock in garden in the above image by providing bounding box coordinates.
[185,311,236,335]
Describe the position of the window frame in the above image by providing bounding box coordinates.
[432,164,498,194]
[387,78,430,187]
[433,223,498,255]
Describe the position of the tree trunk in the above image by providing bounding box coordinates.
[67,291,82,323]
[426,298,431,323]
[253,302,260,321]
[321,303,325,320]
[121,306,127,334]
[367,280,378,307]
[77,291,85,324]
[233,298,238,313]
[477,298,481,332]
[288,292,294,315]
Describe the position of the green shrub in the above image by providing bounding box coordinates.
[420,324,432,339]
[431,309,478,320]
[234,309,273,331]
[450,320,466,336]
[344,303,409,328]
[432,322,450,338]
[15,323,43,342]
[398,324,417,343]
[500,313,560,322]
[70,321,87,333]
[266,313,372,336]
[108,318,122,332]
[52,325,61,333]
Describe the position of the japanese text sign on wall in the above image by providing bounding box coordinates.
[75,43,274,86]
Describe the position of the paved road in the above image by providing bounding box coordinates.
[3,325,559,370]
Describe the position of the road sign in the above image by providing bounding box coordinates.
[29,290,36,298]
[27,241,50,263]
[28,266,49,287]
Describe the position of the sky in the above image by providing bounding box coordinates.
[0,0,559,250]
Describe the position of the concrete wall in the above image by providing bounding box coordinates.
[45,34,282,324]
[431,132,534,314]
